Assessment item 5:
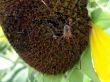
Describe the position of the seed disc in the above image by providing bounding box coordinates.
[1,0,90,74]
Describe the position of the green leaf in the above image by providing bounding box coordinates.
[43,74,63,82]
[0,57,13,70]
[88,0,110,29]
[67,69,83,82]
[35,72,44,82]
[28,67,43,82]
[0,41,11,54]
[1,63,26,82]
[0,26,4,36]
[80,46,100,82]
[89,8,110,36]
[83,74,92,82]
[13,68,28,82]
[91,8,102,21]
[93,11,110,29]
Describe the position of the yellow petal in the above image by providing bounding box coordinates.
[90,23,110,82]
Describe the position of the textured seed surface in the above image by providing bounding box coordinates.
[0,0,90,74]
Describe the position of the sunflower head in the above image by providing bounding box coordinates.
[0,0,90,74]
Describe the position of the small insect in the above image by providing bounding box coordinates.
[63,25,72,39]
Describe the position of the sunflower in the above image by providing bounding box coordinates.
[90,23,110,82]
[0,0,110,82]
[89,0,110,82]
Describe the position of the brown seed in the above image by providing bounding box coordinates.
[0,0,90,74]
